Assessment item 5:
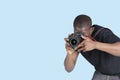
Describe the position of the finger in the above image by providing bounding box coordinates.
[83,50,86,52]
[82,46,87,52]
[81,35,87,40]
[75,41,85,50]
[66,42,70,46]
[77,47,85,52]
[64,38,69,42]
[82,35,92,41]
[65,43,70,47]
[66,47,71,50]
[65,42,74,50]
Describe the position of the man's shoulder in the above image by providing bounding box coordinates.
[92,24,105,29]
[92,24,112,34]
[92,24,120,43]
[91,24,116,41]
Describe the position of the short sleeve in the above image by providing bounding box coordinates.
[102,28,120,43]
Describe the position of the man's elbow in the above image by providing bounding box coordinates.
[64,65,74,73]
[65,68,72,73]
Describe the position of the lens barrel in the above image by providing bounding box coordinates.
[69,32,83,49]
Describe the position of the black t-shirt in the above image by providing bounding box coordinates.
[81,25,120,75]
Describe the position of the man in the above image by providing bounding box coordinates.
[64,14,120,80]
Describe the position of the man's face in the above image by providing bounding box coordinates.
[74,26,94,36]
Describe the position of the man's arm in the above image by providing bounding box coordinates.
[95,41,120,56]
[76,36,120,56]
[94,28,120,56]
[64,38,79,72]
[64,51,79,72]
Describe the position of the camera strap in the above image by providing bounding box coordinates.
[93,27,105,38]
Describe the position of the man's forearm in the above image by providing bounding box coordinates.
[64,52,79,72]
[95,42,120,56]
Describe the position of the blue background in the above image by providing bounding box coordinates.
[0,0,120,80]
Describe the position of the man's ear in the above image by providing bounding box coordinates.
[90,27,94,35]
[91,27,94,31]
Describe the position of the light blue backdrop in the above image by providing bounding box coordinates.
[0,0,120,80]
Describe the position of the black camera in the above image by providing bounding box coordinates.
[68,32,84,49]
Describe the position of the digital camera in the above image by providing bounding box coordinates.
[68,32,84,49]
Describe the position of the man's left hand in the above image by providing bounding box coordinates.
[75,36,97,52]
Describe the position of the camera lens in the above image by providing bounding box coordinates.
[68,32,84,48]
[71,39,77,45]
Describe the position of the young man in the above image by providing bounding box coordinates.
[64,15,120,80]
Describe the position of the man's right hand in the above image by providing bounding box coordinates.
[64,38,78,55]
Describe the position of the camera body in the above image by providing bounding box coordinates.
[68,32,84,49]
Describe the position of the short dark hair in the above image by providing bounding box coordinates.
[73,15,92,28]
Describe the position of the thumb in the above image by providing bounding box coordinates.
[81,35,87,40]
[64,38,69,42]
[81,35,93,41]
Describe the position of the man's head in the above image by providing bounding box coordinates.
[73,15,94,36]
